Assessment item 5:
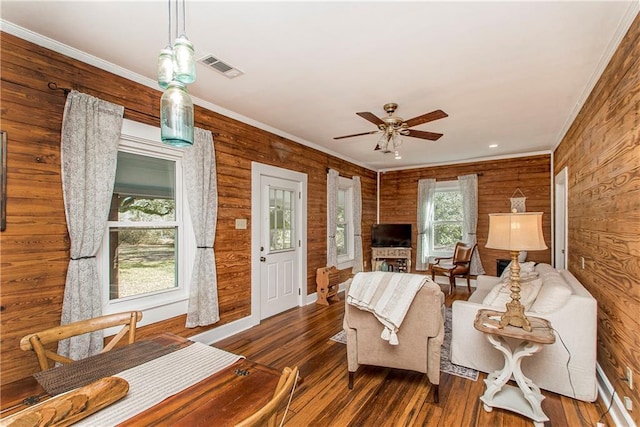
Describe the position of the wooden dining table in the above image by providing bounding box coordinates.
[0,333,282,426]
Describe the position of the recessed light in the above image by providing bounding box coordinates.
[489,144,499,148]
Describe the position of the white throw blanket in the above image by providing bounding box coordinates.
[347,272,427,345]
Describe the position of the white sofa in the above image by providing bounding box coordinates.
[451,263,598,401]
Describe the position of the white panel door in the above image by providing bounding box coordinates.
[259,175,299,319]
[554,167,568,270]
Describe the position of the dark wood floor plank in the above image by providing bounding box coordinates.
[213,284,614,426]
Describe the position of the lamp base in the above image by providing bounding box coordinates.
[498,250,532,332]
[499,300,532,332]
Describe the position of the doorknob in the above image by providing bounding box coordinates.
[260,256,266,262]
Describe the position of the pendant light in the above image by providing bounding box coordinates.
[157,0,174,89]
[173,0,196,84]
[157,0,196,146]
[161,80,194,146]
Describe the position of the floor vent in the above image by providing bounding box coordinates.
[198,54,244,79]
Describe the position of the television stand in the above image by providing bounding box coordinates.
[371,247,411,273]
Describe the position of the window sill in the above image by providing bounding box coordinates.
[337,258,354,270]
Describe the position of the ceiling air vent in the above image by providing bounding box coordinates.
[198,54,244,79]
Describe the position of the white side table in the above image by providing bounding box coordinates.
[474,309,555,427]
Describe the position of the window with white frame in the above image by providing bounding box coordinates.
[97,120,195,325]
[430,181,463,257]
[336,177,354,267]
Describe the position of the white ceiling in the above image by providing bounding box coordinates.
[1,1,638,171]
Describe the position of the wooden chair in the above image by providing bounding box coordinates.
[20,311,143,371]
[235,366,299,427]
[431,242,477,294]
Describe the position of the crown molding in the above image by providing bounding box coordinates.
[0,20,374,172]
[552,3,639,151]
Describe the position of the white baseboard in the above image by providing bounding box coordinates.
[597,363,636,427]
[190,314,259,346]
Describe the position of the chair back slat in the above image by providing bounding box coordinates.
[234,366,299,427]
[20,311,143,371]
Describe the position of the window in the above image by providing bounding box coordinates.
[269,187,295,251]
[98,120,194,326]
[431,181,463,256]
[336,177,354,267]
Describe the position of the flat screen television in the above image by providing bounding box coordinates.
[371,224,412,248]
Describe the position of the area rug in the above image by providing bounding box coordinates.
[330,308,479,381]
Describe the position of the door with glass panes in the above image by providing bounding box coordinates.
[259,175,300,319]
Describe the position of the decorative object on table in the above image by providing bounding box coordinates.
[485,211,546,331]
[0,377,129,427]
[474,309,555,426]
[509,188,526,213]
[157,0,196,146]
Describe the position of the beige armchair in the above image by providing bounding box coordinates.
[343,275,445,402]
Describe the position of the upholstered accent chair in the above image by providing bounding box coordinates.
[431,242,477,294]
[343,275,445,402]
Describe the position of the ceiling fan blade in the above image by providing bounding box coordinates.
[405,129,444,141]
[356,112,385,126]
[404,109,448,128]
[333,130,380,140]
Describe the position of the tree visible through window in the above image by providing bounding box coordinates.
[432,188,463,254]
[336,189,348,256]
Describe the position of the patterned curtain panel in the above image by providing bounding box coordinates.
[416,178,436,270]
[183,128,219,327]
[59,91,124,360]
[458,174,485,275]
[352,176,363,273]
[326,169,339,266]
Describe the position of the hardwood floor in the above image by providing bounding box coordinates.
[214,285,613,426]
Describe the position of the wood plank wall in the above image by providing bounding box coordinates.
[378,155,552,275]
[0,32,376,384]
[553,14,640,425]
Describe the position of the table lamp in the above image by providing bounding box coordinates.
[485,211,547,331]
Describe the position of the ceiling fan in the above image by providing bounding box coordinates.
[334,103,448,154]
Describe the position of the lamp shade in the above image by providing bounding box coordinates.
[486,212,547,251]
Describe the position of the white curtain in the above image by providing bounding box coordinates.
[352,176,363,273]
[183,128,219,327]
[458,174,485,275]
[416,178,436,270]
[59,91,124,360]
[326,169,339,266]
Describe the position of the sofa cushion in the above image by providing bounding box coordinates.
[482,276,543,310]
[530,273,573,313]
[499,261,537,281]
[534,263,558,278]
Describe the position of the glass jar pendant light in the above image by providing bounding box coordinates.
[158,0,196,146]
[161,81,194,146]
[173,0,196,84]
[158,46,174,89]
[173,35,196,84]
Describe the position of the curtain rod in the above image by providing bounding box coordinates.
[326,168,350,178]
[429,172,484,181]
[47,81,220,137]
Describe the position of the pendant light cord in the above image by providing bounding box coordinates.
[175,0,179,39]
[181,0,186,35]
[167,0,172,46]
